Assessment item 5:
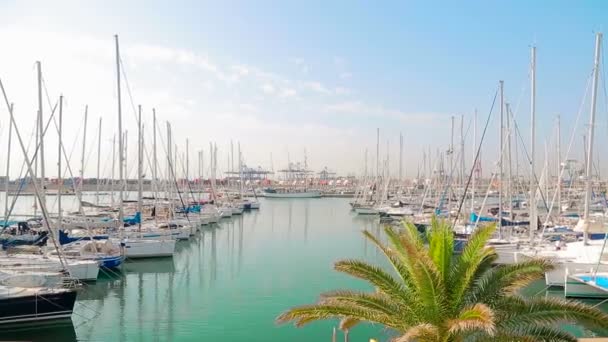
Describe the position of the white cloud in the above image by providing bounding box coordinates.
[302,81,331,94]
[335,87,351,95]
[325,101,441,124]
[291,57,310,74]
[261,83,275,94]
[339,72,352,79]
[280,88,297,98]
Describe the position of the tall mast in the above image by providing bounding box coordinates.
[506,102,512,218]
[137,105,143,231]
[58,96,63,226]
[124,131,128,187]
[583,32,602,244]
[450,115,454,182]
[4,104,12,223]
[209,142,214,200]
[186,138,190,186]
[238,142,243,196]
[364,148,368,178]
[460,114,465,190]
[399,132,403,181]
[376,128,379,178]
[111,135,115,207]
[115,34,124,227]
[79,105,88,212]
[96,117,102,205]
[36,61,46,206]
[498,80,504,238]
[544,140,549,202]
[556,114,561,214]
[198,150,203,196]
[167,123,173,200]
[471,108,477,217]
[529,46,537,240]
[0,80,65,268]
[152,108,157,197]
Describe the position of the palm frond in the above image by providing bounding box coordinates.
[319,289,414,320]
[465,259,553,306]
[496,324,577,342]
[427,217,454,283]
[362,229,415,289]
[448,224,497,307]
[398,229,448,324]
[401,221,425,249]
[497,296,608,331]
[395,323,440,342]
[333,259,416,308]
[276,303,404,330]
[447,303,496,336]
[339,317,359,331]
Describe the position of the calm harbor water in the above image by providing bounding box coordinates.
[0,196,386,341]
[0,195,605,341]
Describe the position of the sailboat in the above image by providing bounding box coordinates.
[0,71,79,323]
[520,33,608,288]
[112,50,176,258]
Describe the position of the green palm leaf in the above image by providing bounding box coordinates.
[465,259,553,306]
[427,216,454,285]
[448,224,497,308]
[277,216,608,341]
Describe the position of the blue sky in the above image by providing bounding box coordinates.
[0,1,607,178]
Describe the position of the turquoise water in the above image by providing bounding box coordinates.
[0,198,388,341]
[0,197,607,341]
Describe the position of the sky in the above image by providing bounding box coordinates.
[0,0,607,180]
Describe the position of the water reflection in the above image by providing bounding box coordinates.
[304,200,309,242]
[0,199,403,341]
[238,215,243,274]
[0,320,77,341]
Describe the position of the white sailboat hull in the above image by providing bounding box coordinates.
[66,261,100,281]
[117,239,176,258]
[565,274,608,298]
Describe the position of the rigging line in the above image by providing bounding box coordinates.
[512,109,550,212]
[436,116,474,213]
[602,48,608,137]
[4,100,59,221]
[451,87,498,229]
[537,68,595,243]
[118,56,141,128]
[41,75,87,184]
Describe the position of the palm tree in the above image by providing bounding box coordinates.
[277,217,608,341]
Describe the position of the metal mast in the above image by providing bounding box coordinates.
[583,33,602,244]
[137,105,143,231]
[499,80,504,238]
[58,96,63,228]
[96,117,102,205]
[556,114,561,214]
[529,46,537,240]
[115,34,124,226]
[79,105,88,212]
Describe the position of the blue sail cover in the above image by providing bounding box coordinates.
[123,212,141,225]
[470,212,497,223]
[470,212,529,226]
[0,220,18,228]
